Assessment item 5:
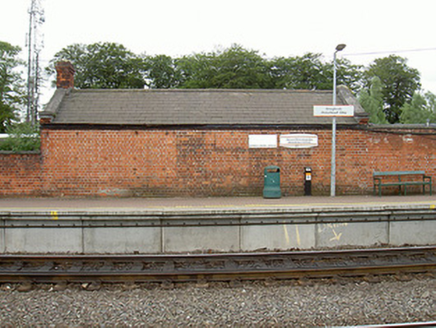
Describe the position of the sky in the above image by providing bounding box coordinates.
[2,0,436,104]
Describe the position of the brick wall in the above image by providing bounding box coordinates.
[0,152,42,196]
[1,127,434,197]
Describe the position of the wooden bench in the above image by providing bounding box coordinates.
[373,171,432,196]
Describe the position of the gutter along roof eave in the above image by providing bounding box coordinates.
[40,122,362,130]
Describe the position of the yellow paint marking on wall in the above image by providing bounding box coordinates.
[430,204,435,210]
[51,211,58,220]
[295,225,301,246]
[319,222,348,234]
[283,225,290,246]
[329,229,342,242]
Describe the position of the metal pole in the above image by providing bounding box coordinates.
[331,50,337,197]
[331,44,345,197]
[26,0,34,124]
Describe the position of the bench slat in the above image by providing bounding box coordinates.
[378,181,431,186]
[373,171,425,176]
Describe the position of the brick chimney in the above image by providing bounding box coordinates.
[55,61,75,89]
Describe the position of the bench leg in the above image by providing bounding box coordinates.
[373,182,381,196]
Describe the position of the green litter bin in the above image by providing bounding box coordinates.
[263,166,281,199]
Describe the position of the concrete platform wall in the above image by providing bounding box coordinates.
[1,206,435,254]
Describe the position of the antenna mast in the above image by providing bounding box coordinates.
[26,0,45,125]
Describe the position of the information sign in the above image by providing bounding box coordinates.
[280,134,318,148]
[249,135,277,148]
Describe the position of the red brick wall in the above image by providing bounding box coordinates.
[0,152,42,196]
[1,127,435,197]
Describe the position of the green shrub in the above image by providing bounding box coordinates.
[0,123,40,152]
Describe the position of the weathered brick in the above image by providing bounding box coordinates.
[0,127,435,197]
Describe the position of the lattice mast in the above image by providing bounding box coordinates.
[26,0,44,125]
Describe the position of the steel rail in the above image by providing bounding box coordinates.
[350,322,436,328]
[0,246,434,283]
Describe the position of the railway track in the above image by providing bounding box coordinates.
[0,246,435,284]
[360,323,436,328]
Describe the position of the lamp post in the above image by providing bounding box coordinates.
[330,43,346,197]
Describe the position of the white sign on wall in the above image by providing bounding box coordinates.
[280,134,318,148]
[313,105,354,117]
[249,135,277,148]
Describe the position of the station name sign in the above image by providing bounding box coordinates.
[313,105,354,117]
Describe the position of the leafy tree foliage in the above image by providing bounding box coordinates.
[177,44,272,89]
[0,122,40,151]
[400,91,436,124]
[334,58,364,94]
[0,41,26,132]
[48,43,363,92]
[269,53,329,90]
[144,55,181,89]
[47,42,146,89]
[363,55,421,123]
[358,77,388,124]
[269,53,362,92]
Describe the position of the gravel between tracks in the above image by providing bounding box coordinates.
[0,276,434,327]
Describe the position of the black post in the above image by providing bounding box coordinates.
[304,167,312,196]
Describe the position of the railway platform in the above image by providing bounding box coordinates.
[0,195,435,254]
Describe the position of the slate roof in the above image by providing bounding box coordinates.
[42,87,367,126]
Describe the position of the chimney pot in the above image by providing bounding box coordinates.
[55,61,75,89]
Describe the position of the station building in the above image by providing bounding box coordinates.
[0,61,435,197]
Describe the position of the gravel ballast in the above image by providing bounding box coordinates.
[0,276,434,327]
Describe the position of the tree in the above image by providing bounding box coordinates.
[177,44,272,89]
[333,58,363,94]
[144,54,181,89]
[0,41,26,132]
[400,91,436,124]
[363,55,421,123]
[269,53,329,90]
[175,53,216,88]
[358,77,388,124]
[269,53,362,93]
[47,42,146,89]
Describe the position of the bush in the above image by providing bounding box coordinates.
[0,123,40,152]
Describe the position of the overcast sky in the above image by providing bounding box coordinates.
[2,0,436,104]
